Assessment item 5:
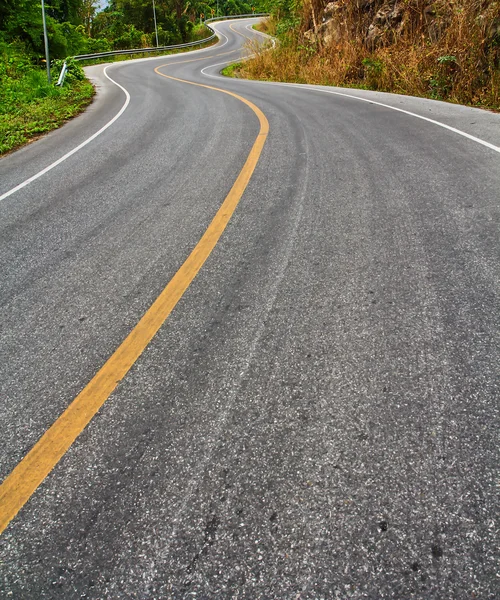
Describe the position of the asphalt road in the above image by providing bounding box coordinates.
[0,18,499,599]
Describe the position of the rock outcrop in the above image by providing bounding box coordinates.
[303,0,487,50]
[366,0,405,49]
[305,0,409,48]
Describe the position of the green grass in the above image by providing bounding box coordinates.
[0,28,216,156]
[221,62,243,78]
[0,80,94,155]
[0,46,94,155]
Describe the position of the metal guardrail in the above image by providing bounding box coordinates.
[56,13,268,86]
[56,60,68,86]
[204,13,267,25]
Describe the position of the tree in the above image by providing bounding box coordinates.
[46,0,82,24]
[78,0,98,35]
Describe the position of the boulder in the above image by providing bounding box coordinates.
[366,0,405,49]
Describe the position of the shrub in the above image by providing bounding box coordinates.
[52,58,86,84]
[240,1,500,110]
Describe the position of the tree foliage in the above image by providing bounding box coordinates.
[0,0,267,60]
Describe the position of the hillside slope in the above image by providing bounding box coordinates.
[243,0,500,109]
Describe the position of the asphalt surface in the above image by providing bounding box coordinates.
[1,18,499,599]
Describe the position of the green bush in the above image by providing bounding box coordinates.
[52,57,86,83]
[86,37,112,54]
[0,38,94,155]
[113,24,145,49]
[52,22,89,57]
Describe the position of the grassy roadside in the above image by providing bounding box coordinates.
[220,21,272,79]
[221,62,242,78]
[0,29,216,157]
[1,84,95,156]
[0,51,95,156]
[223,10,500,112]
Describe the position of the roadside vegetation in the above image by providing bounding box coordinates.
[0,46,94,155]
[235,0,500,110]
[0,0,266,155]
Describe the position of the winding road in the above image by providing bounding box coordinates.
[1,18,499,598]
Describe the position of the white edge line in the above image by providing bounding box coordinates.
[297,86,500,154]
[0,30,230,203]
[203,36,500,156]
[0,67,130,203]
[108,32,229,66]
[201,22,263,75]
[201,60,252,75]
[244,22,270,40]
[214,29,229,48]
[243,22,276,47]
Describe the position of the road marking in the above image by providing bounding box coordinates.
[208,23,500,156]
[157,49,240,67]
[295,86,500,154]
[0,35,231,203]
[0,67,130,203]
[202,60,251,75]
[206,76,500,153]
[200,22,271,77]
[0,59,269,537]
[229,21,267,43]
[229,22,251,40]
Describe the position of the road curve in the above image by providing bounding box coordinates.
[0,19,499,599]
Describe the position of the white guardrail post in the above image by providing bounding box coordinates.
[56,61,68,86]
[55,13,268,87]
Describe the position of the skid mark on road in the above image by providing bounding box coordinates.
[0,57,269,536]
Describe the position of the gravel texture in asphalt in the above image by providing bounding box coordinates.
[0,19,499,599]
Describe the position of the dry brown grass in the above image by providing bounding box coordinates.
[241,1,500,109]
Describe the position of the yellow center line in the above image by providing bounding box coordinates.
[0,55,269,536]
[160,48,240,67]
[229,22,253,41]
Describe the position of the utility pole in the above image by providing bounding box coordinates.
[152,0,159,47]
[41,0,51,83]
